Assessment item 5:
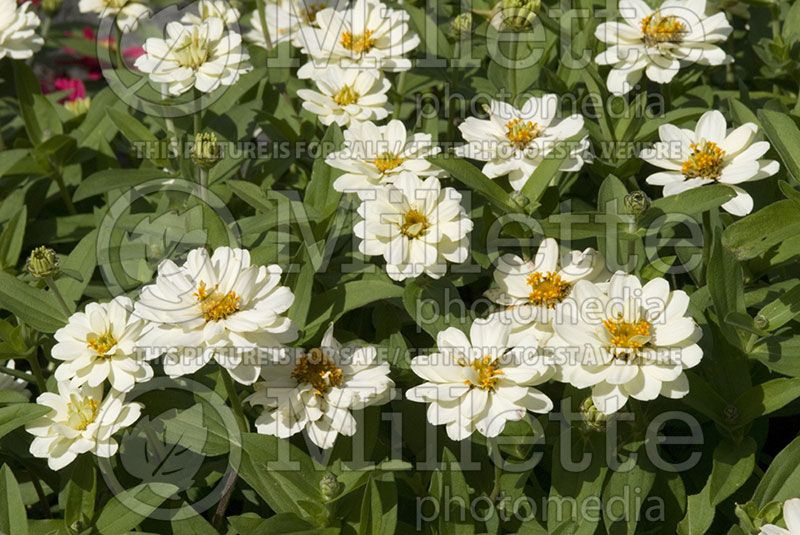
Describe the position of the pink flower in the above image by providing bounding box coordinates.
[52,78,87,102]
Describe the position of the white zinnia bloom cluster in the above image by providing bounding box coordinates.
[456,95,591,191]
[26,383,141,470]
[0,0,43,60]
[640,110,779,216]
[594,0,732,95]
[78,0,150,33]
[246,324,394,448]
[135,17,252,96]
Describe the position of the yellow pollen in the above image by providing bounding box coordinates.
[87,332,117,356]
[174,29,210,69]
[333,85,359,106]
[505,118,542,149]
[67,397,99,431]
[464,355,504,391]
[341,29,376,54]
[372,152,404,174]
[681,141,725,180]
[291,348,344,396]
[640,14,686,46]
[400,209,430,239]
[526,271,571,308]
[603,315,652,354]
[194,281,241,322]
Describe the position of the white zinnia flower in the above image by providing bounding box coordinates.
[78,0,150,33]
[246,0,345,49]
[296,0,420,78]
[135,18,253,96]
[26,383,141,470]
[134,246,298,385]
[406,317,554,440]
[52,296,152,393]
[181,0,241,26]
[0,360,30,398]
[595,0,732,96]
[552,271,703,415]
[456,95,591,191]
[760,498,800,535]
[326,119,442,197]
[640,110,779,216]
[297,66,391,127]
[485,238,610,346]
[246,324,394,449]
[0,0,43,60]
[353,173,473,281]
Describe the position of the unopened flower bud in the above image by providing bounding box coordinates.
[754,314,769,331]
[510,191,530,208]
[580,397,607,432]
[624,191,650,215]
[64,97,91,116]
[491,0,541,31]
[450,13,472,37]
[320,473,341,500]
[43,0,62,13]
[192,132,221,169]
[26,246,60,279]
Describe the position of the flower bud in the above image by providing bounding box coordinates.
[624,191,651,215]
[580,397,607,432]
[450,13,472,38]
[64,97,91,116]
[192,132,221,169]
[43,0,62,13]
[491,0,541,31]
[26,246,60,279]
[319,473,342,500]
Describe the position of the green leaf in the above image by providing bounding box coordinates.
[602,446,656,535]
[429,448,474,535]
[732,377,800,428]
[678,437,755,534]
[61,455,96,530]
[105,108,170,167]
[520,149,568,210]
[708,233,746,344]
[304,123,344,221]
[757,109,800,182]
[755,282,800,332]
[750,336,800,376]
[228,513,334,534]
[402,277,466,338]
[427,154,520,214]
[0,402,51,440]
[300,280,404,344]
[0,272,69,333]
[723,200,800,261]
[13,62,61,145]
[162,401,239,456]
[227,180,273,212]
[358,474,397,535]
[236,433,328,525]
[73,169,171,202]
[639,185,736,228]
[0,206,27,270]
[53,230,97,306]
[753,435,800,507]
[170,506,217,535]
[94,482,179,535]
[0,465,27,535]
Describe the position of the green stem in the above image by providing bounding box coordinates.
[0,365,35,383]
[220,370,249,433]
[52,171,77,215]
[31,475,51,518]
[255,0,273,52]
[45,276,72,318]
[28,350,47,393]
[393,71,407,117]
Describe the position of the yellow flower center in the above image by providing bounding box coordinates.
[341,29,376,54]
[174,28,210,69]
[526,271,571,308]
[681,141,726,180]
[640,14,686,46]
[373,152,404,174]
[333,85,359,106]
[505,118,542,149]
[87,332,117,356]
[194,281,241,322]
[104,0,128,8]
[464,355,503,391]
[291,348,344,396]
[603,315,652,356]
[400,209,430,239]
[67,397,99,431]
